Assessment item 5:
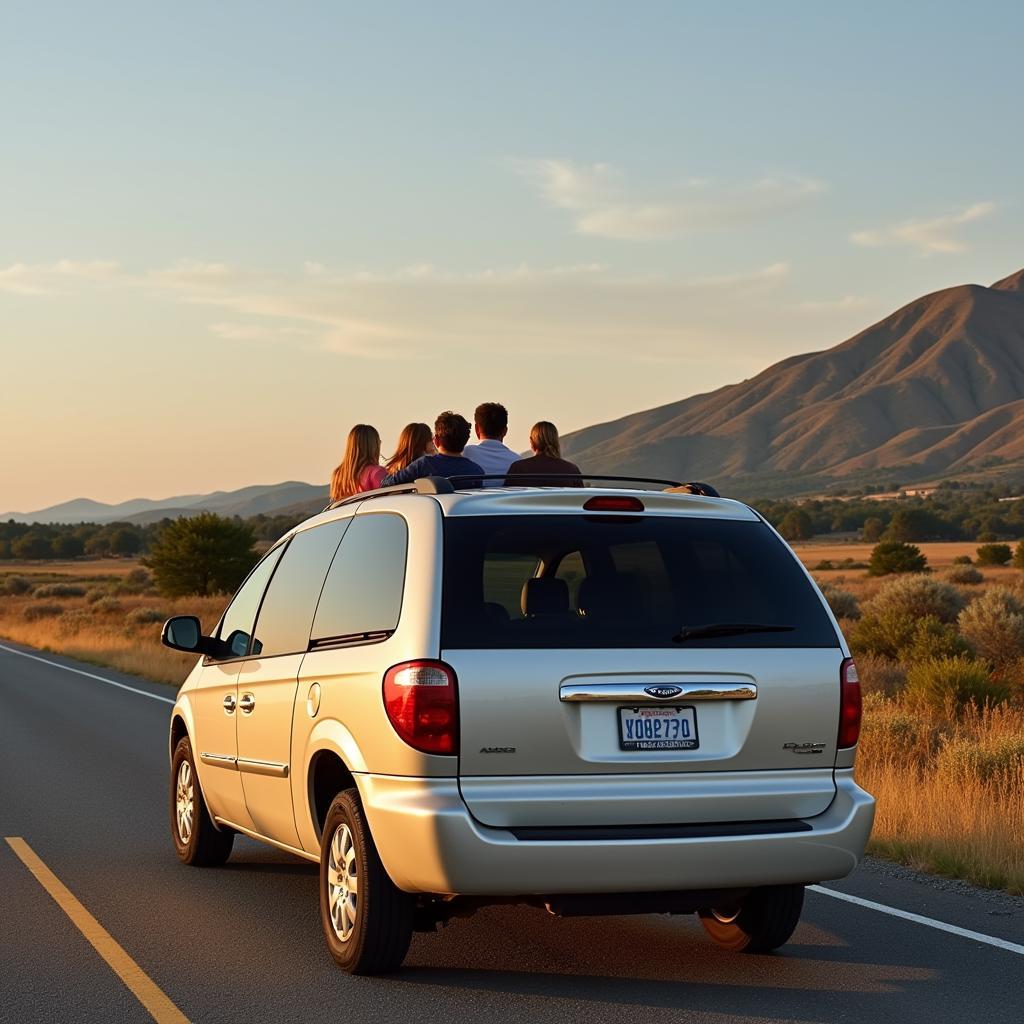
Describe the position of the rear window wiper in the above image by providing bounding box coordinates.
[672,622,796,643]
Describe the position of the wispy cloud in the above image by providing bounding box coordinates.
[850,202,995,255]
[793,295,869,313]
[517,159,826,241]
[0,259,121,295]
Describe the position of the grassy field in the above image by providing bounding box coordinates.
[1,546,1023,893]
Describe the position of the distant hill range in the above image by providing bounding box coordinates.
[3,482,328,526]
[563,268,1024,497]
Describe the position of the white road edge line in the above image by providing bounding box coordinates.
[810,885,1024,956]
[0,642,175,705]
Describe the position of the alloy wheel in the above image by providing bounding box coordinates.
[327,823,359,942]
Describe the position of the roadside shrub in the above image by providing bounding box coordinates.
[861,574,965,624]
[937,735,1024,785]
[904,616,973,662]
[855,653,906,696]
[123,567,153,592]
[817,582,860,620]
[904,656,1009,711]
[867,541,928,576]
[943,565,984,585]
[126,607,165,626]
[849,607,968,661]
[2,575,31,596]
[958,587,1024,670]
[145,513,256,598]
[813,559,835,571]
[31,583,86,599]
[92,596,123,614]
[976,543,1013,566]
[23,602,64,622]
[85,586,110,604]
[952,554,973,565]
[859,692,938,760]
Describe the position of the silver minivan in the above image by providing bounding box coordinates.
[163,478,874,974]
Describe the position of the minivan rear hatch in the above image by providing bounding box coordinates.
[441,498,844,827]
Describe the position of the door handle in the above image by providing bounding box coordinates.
[239,692,256,714]
[222,693,236,714]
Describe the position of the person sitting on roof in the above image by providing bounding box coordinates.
[384,422,435,477]
[505,421,582,487]
[330,424,387,501]
[463,402,519,487]
[380,411,484,487]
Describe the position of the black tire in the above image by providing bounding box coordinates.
[698,884,804,953]
[319,789,414,974]
[170,736,234,866]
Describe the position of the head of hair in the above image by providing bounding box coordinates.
[530,421,561,459]
[474,402,508,439]
[330,424,381,501]
[385,422,433,475]
[434,411,471,453]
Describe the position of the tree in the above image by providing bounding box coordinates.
[862,517,885,542]
[867,541,928,577]
[778,509,814,541]
[84,533,112,557]
[109,526,141,557]
[883,508,946,542]
[11,531,54,560]
[52,533,85,559]
[976,543,1012,566]
[144,513,257,598]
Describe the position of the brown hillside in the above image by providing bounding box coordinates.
[563,269,1024,490]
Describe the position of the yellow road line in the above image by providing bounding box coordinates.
[5,837,191,1024]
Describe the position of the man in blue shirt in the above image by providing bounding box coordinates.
[463,402,520,487]
[381,411,485,487]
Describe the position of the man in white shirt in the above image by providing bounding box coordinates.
[463,402,520,486]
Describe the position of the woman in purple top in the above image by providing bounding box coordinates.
[505,421,583,486]
[330,424,387,502]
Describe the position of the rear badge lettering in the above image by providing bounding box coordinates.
[783,742,826,755]
[480,747,516,754]
[644,685,683,699]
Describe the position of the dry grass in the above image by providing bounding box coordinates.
[859,695,1024,893]
[0,561,226,685]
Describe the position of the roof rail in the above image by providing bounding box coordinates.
[447,473,720,496]
[321,476,454,513]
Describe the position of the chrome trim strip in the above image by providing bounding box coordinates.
[236,757,289,779]
[214,818,319,863]
[559,682,758,702]
[200,752,238,769]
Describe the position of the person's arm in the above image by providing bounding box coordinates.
[381,456,427,487]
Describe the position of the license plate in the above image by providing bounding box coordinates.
[618,706,698,750]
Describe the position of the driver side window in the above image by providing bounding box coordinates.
[215,544,285,658]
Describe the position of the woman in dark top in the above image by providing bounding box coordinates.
[505,421,583,486]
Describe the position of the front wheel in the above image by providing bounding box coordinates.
[699,884,804,953]
[170,737,234,866]
[319,789,414,974]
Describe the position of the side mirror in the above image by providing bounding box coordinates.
[161,616,204,653]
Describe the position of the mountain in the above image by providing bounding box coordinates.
[563,268,1024,496]
[2,481,328,525]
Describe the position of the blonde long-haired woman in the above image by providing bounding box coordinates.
[505,421,583,486]
[330,424,387,501]
[384,422,435,476]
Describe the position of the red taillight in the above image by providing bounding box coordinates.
[838,658,862,748]
[383,660,458,755]
[583,496,645,513]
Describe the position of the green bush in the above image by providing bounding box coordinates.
[817,582,860,620]
[976,543,1012,566]
[937,735,1024,784]
[31,583,86,599]
[2,575,31,596]
[145,513,256,598]
[958,587,1024,670]
[126,606,165,626]
[854,653,906,695]
[862,574,966,623]
[867,541,928,576]
[904,656,1008,711]
[124,567,153,592]
[952,554,973,565]
[813,559,835,571]
[23,602,64,622]
[943,565,984,585]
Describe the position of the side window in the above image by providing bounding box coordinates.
[249,520,349,658]
[311,514,408,645]
[216,545,285,658]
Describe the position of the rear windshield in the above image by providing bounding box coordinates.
[441,514,838,649]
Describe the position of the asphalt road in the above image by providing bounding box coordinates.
[1,639,1022,1024]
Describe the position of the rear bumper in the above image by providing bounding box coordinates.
[357,768,875,896]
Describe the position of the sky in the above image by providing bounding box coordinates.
[2,1,1022,512]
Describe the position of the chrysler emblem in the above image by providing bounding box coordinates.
[645,685,683,699]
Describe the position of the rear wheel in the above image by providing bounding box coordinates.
[319,789,414,974]
[698,884,804,953]
[170,737,234,866]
